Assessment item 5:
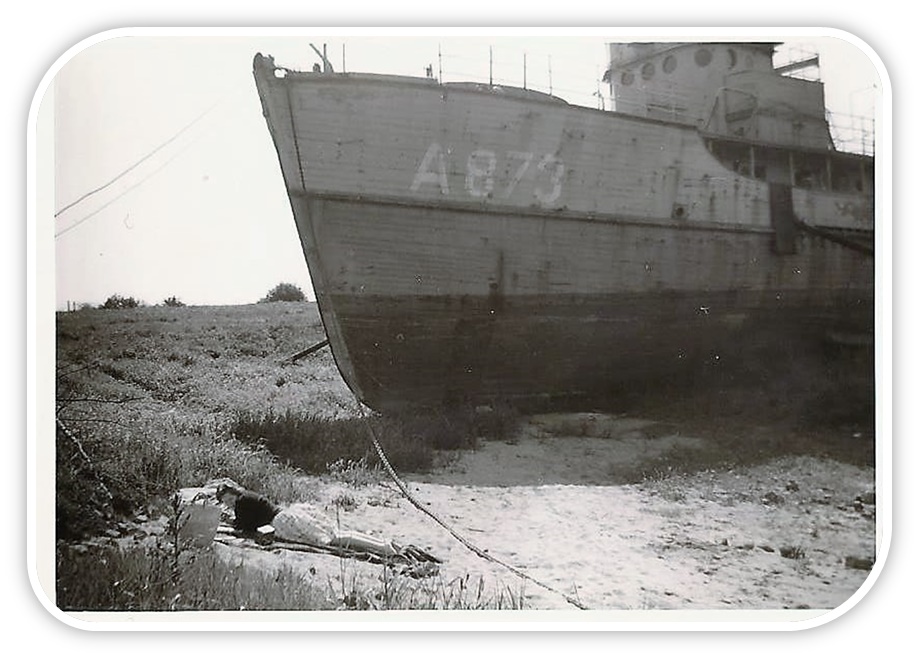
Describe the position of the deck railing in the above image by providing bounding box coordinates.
[827,109,875,156]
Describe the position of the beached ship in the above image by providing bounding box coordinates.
[253,42,874,411]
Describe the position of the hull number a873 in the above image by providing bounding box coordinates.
[410,142,565,205]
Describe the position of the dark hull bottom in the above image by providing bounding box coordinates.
[329,289,873,411]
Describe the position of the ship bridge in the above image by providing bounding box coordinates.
[605,42,835,152]
[605,42,873,196]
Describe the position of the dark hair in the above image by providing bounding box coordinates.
[232,491,281,533]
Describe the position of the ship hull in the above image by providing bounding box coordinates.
[253,54,874,411]
[291,195,871,410]
[327,290,869,411]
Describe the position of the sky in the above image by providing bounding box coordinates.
[48,29,883,309]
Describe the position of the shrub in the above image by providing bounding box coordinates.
[100,294,141,309]
[260,282,306,303]
[162,296,186,307]
[227,406,512,477]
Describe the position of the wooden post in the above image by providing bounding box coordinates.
[281,339,330,365]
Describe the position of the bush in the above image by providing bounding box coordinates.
[162,296,186,307]
[260,282,306,303]
[100,294,141,310]
[228,407,505,476]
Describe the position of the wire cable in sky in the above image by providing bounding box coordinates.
[54,131,204,239]
[53,101,220,219]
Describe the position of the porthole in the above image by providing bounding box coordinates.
[663,54,677,73]
[641,62,655,80]
[621,71,634,85]
[694,48,712,67]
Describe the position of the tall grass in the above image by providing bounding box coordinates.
[55,413,323,540]
[56,542,336,612]
[56,540,527,612]
[228,405,519,475]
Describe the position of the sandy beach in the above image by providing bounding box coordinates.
[210,412,877,612]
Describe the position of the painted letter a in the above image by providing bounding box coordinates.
[410,142,450,195]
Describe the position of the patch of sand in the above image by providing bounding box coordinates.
[212,413,877,612]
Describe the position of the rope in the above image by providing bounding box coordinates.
[357,409,589,610]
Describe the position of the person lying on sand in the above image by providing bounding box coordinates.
[214,481,435,561]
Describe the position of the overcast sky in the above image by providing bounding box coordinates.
[48,29,883,309]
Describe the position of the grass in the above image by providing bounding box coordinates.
[55,413,325,539]
[227,406,501,475]
[57,542,527,612]
[612,421,873,486]
[55,303,357,537]
[603,333,876,481]
[373,572,526,610]
[56,537,337,613]
[54,302,525,611]
[57,503,525,612]
[57,490,336,612]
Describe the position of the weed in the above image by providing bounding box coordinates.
[360,569,526,611]
[328,458,380,488]
[780,545,808,560]
[331,492,358,512]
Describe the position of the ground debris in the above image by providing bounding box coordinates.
[844,555,874,571]
[761,491,785,506]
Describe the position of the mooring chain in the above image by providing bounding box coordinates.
[358,409,589,610]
